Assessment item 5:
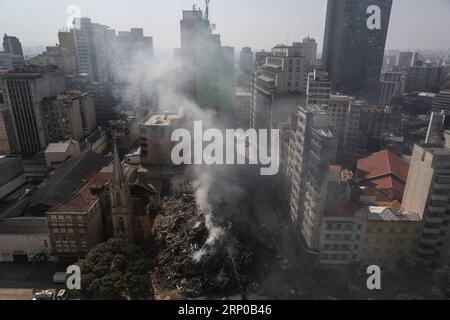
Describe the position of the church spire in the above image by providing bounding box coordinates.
[112,139,125,185]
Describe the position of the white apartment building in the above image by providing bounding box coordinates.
[401,136,450,265]
[319,202,366,265]
[306,70,331,106]
[288,105,336,251]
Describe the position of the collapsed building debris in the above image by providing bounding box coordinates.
[149,196,277,298]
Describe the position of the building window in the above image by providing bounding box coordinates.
[44,240,48,248]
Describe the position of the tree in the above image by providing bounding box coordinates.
[78,238,153,300]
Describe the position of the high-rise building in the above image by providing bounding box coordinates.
[179,8,235,114]
[1,34,24,71]
[0,66,66,154]
[255,50,270,67]
[235,87,252,129]
[378,71,407,106]
[3,34,23,57]
[139,109,185,165]
[85,82,122,126]
[360,104,402,138]
[396,51,418,70]
[28,45,79,74]
[116,28,154,66]
[326,95,364,166]
[432,91,450,113]
[322,0,393,103]
[406,63,445,93]
[306,70,331,106]
[42,90,97,142]
[293,36,317,67]
[58,30,79,74]
[325,95,401,167]
[288,105,336,251]
[239,47,254,75]
[0,52,24,71]
[401,139,450,264]
[250,44,308,130]
[73,18,117,82]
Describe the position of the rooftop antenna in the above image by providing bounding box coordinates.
[205,0,210,21]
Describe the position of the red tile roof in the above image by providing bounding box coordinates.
[357,150,409,202]
[50,173,110,213]
[357,150,409,183]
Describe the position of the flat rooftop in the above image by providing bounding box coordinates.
[0,217,49,235]
[45,141,78,153]
[367,206,421,222]
[142,109,183,126]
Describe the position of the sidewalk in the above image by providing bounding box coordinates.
[0,263,67,289]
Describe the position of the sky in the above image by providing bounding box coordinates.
[1,0,449,51]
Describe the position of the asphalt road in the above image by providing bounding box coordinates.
[0,263,66,291]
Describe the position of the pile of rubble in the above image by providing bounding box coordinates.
[149,196,276,298]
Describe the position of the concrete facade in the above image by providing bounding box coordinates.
[0,155,25,200]
[0,218,51,263]
[401,144,450,264]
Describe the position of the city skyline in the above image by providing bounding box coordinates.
[1,0,450,51]
[0,0,449,302]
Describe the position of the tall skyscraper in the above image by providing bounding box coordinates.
[293,36,318,67]
[322,0,393,103]
[378,71,407,106]
[58,30,79,74]
[179,7,235,114]
[116,28,154,65]
[250,43,308,130]
[406,63,445,93]
[239,47,254,75]
[396,51,418,70]
[0,66,66,154]
[401,131,450,265]
[326,95,364,166]
[73,18,117,82]
[288,105,336,251]
[432,91,450,113]
[3,34,23,57]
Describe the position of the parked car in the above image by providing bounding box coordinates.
[56,289,68,300]
[33,290,55,300]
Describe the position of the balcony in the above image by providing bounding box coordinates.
[434,183,450,190]
[417,248,435,256]
[425,216,443,224]
[256,75,276,89]
[419,238,438,245]
[428,206,446,213]
[422,227,441,235]
[431,194,448,202]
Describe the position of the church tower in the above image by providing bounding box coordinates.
[110,140,134,242]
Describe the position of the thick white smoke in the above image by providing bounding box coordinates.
[113,40,231,263]
[192,169,225,263]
